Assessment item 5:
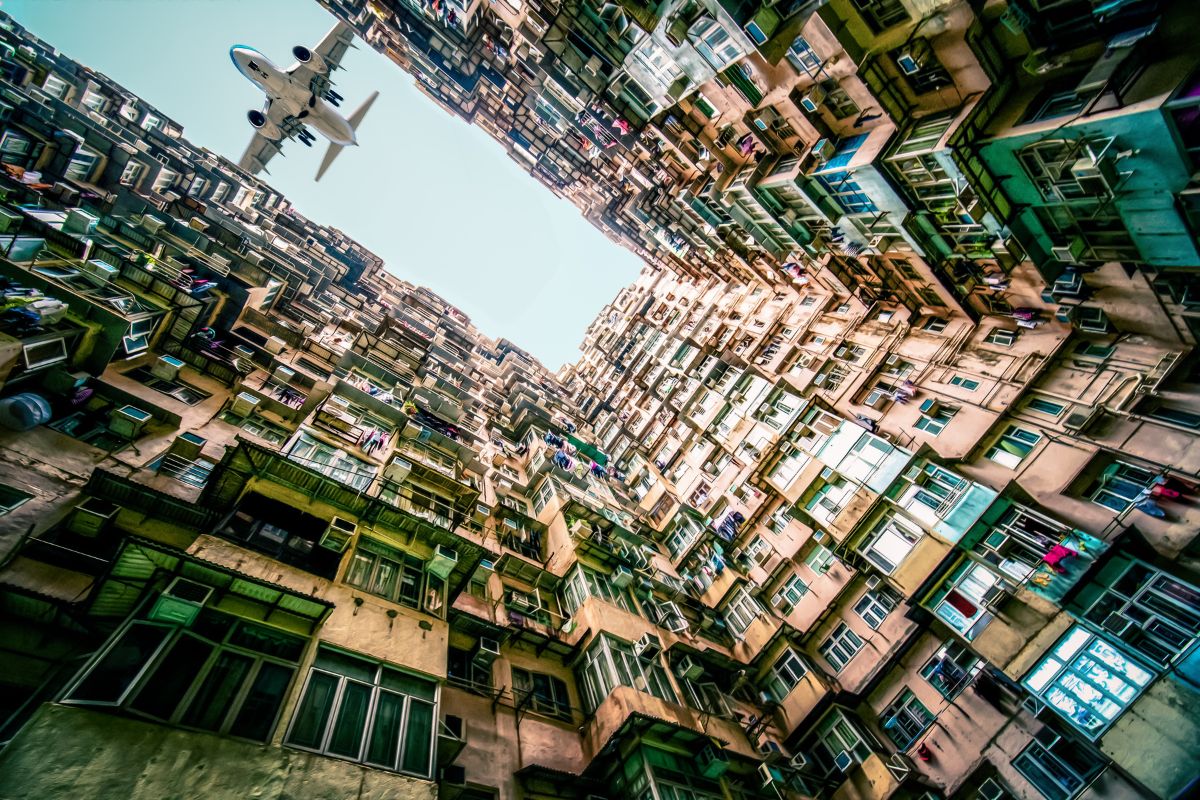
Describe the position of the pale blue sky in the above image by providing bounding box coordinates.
[7,0,641,369]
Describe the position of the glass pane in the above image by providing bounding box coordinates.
[400,698,434,775]
[229,662,294,742]
[70,623,171,703]
[314,648,376,681]
[327,680,372,757]
[181,650,254,731]
[287,671,339,748]
[130,634,214,720]
[382,668,438,701]
[366,690,404,768]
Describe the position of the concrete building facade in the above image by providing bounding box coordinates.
[0,3,1198,800]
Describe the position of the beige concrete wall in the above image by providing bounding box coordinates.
[0,704,437,800]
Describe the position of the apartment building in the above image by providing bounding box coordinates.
[0,3,1198,800]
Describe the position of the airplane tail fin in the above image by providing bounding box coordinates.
[315,91,379,181]
[347,90,379,132]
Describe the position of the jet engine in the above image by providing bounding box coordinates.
[292,45,329,74]
[247,109,282,140]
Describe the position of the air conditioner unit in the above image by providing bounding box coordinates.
[865,574,881,590]
[1051,237,1087,264]
[149,576,213,626]
[675,655,704,680]
[108,405,152,438]
[82,258,119,284]
[978,778,1007,800]
[168,432,206,462]
[758,763,784,787]
[697,741,729,778]
[319,516,357,552]
[385,458,413,482]
[150,354,185,381]
[473,503,491,521]
[885,353,900,366]
[264,336,287,355]
[140,214,167,234]
[759,739,786,761]
[1063,407,1099,432]
[473,636,501,665]
[508,590,538,612]
[660,602,689,633]
[273,365,296,384]
[809,137,836,162]
[790,751,809,769]
[800,85,827,113]
[428,544,459,579]
[1070,152,1121,192]
[613,565,635,588]
[833,750,854,771]
[895,51,922,74]
[230,391,260,417]
[1102,611,1135,635]
[634,631,662,660]
[67,497,119,536]
[63,208,99,235]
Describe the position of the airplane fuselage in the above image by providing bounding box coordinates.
[230,46,355,145]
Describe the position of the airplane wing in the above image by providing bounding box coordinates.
[289,21,356,97]
[237,102,298,175]
[237,130,284,175]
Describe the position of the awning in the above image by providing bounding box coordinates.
[567,434,608,466]
[87,536,334,636]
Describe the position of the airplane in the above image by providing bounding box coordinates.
[230,22,378,181]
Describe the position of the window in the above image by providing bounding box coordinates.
[346,538,447,618]
[986,426,1041,469]
[1013,726,1104,800]
[22,338,68,370]
[66,610,304,743]
[559,564,631,615]
[666,515,704,557]
[922,316,948,333]
[765,647,808,700]
[948,375,979,391]
[43,73,70,98]
[724,587,763,635]
[1086,461,1157,512]
[65,147,100,181]
[771,574,809,614]
[575,634,678,713]
[288,432,376,491]
[1077,557,1200,667]
[689,17,744,71]
[879,689,934,749]
[800,709,876,777]
[512,667,571,721]
[932,561,1003,640]
[1022,625,1153,738]
[1022,88,1092,124]
[211,181,230,202]
[151,167,177,194]
[921,640,982,699]
[820,78,860,119]
[820,623,864,672]
[1143,402,1200,430]
[119,160,145,187]
[0,482,33,515]
[287,646,437,776]
[81,88,107,112]
[531,478,556,516]
[860,515,921,574]
[985,328,1018,347]
[854,587,899,629]
[851,0,910,33]
[0,130,33,164]
[1027,397,1066,417]
[915,406,956,435]
[786,36,822,76]
[806,543,836,573]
